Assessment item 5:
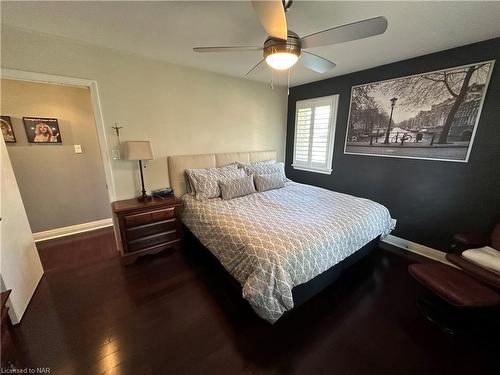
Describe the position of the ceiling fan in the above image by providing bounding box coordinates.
[193,0,388,76]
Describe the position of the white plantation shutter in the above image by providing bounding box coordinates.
[294,107,312,163]
[293,95,338,174]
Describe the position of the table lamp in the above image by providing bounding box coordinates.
[122,141,153,201]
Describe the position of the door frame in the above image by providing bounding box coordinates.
[1,68,117,202]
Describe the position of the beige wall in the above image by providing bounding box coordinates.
[1,79,111,233]
[1,26,288,201]
[0,137,44,323]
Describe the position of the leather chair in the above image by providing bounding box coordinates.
[452,222,500,253]
[408,222,500,333]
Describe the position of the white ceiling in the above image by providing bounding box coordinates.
[2,1,500,86]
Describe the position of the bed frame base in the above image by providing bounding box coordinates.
[183,225,380,319]
[292,237,380,307]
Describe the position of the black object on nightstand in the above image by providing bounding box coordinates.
[152,187,173,198]
[112,195,182,265]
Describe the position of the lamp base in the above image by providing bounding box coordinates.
[137,160,151,202]
[137,193,152,202]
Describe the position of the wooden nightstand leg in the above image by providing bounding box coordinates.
[121,255,139,266]
[171,241,182,252]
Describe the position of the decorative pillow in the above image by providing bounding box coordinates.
[254,172,285,193]
[185,164,238,195]
[189,167,246,200]
[219,175,256,200]
[243,161,288,183]
[188,173,219,200]
[236,159,276,169]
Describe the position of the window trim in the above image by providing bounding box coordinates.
[292,95,339,175]
[291,164,333,174]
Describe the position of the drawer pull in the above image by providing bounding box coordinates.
[127,230,178,252]
[126,219,177,241]
[124,208,175,228]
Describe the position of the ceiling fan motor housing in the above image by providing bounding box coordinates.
[263,30,302,59]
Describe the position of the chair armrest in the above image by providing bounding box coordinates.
[453,233,489,248]
[446,253,500,289]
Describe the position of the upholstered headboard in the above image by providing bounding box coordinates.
[167,150,277,197]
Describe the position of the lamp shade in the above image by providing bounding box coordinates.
[122,141,153,161]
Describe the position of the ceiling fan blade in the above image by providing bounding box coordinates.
[301,51,336,74]
[251,0,288,40]
[245,59,265,76]
[193,46,263,53]
[301,16,388,49]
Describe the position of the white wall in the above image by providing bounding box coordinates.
[0,137,44,324]
[1,26,288,200]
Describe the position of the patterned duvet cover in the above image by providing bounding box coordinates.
[181,182,393,323]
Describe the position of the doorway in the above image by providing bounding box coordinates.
[1,73,117,270]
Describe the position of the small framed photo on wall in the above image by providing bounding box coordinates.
[1,116,16,143]
[23,117,62,144]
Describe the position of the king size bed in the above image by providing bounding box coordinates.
[168,150,393,323]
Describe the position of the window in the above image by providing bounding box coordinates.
[292,95,338,174]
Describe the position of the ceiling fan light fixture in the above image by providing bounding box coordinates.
[263,31,301,71]
[265,52,298,70]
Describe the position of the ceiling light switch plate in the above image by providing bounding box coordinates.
[74,145,83,153]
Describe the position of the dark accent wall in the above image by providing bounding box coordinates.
[286,37,500,251]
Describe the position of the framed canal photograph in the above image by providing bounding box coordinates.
[23,117,62,144]
[1,116,16,143]
[344,60,495,162]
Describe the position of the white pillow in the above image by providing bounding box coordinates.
[462,246,500,273]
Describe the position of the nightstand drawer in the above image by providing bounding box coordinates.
[124,208,175,228]
[126,219,177,241]
[127,230,178,252]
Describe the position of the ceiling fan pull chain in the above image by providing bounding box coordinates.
[270,69,274,90]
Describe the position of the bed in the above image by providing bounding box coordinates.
[168,151,393,323]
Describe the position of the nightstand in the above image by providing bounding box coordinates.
[111,195,182,265]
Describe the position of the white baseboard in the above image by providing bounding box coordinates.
[33,218,113,242]
[381,234,455,267]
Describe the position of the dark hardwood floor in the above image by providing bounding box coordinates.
[9,229,499,374]
[36,227,118,272]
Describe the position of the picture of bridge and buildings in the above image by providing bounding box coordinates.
[344,60,494,162]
